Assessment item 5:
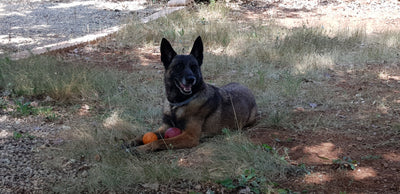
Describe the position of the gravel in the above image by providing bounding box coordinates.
[0,0,157,55]
[0,114,64,193]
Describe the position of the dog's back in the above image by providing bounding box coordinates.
[200,82,257,137]
[221,82,257,127]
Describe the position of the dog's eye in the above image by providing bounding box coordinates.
[173,64,184,71]
[190,64,198,71]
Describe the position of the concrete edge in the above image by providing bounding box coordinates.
[9,6,185,60]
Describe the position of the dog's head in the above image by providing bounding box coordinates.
[160,36,205,103]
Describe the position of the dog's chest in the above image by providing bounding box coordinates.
[163,103,191,121]
[171,106,185,119]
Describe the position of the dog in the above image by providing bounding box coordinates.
[130,36,257,152]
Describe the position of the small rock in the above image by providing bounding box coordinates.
[294,107,305,112]
[30,101,39,107]
[94,154,101,162]
[309,103,318,108]
[78,164,90,172]
[141,183,159,190]
[356,137,363,141]
[44,96,54,102]
[206,189,214,194]
[195,184,201,190]
[239,186,251,194]
[1,158,11,164]
[81,104,90,110]
[383,162,389,168]
[0,130,9,138]
[167,0,194,7]
[81,170,88,178]
[61,125,71,130]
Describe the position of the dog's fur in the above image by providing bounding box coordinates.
[131,36,257,152]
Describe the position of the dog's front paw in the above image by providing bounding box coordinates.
[130,139,143,147]
[120,144,146,155]
[135,143,154,153]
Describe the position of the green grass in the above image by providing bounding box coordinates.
[1,2,400,193]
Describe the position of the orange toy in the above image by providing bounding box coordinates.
[142,132,158,144]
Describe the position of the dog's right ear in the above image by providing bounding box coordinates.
[160,38,177,69]
[190,36,203,66]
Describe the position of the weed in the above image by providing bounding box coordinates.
[13,131,35,140]
[266,110,289,128]
[14,101,37,116]
[13,131,23,140]
[280,71,302,98]
[238,168,266,193]
[333,156,359,170]
[45,112,59,122]
[12,100,58,119]
[0,97,7,109]
[218,168,267,193]
[262,144,275,152]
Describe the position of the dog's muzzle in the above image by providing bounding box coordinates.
[175,76,196,95]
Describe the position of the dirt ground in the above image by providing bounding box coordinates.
[243,1,400,192]
[2,0,400,193]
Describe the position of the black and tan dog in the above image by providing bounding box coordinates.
[131,36,257,152]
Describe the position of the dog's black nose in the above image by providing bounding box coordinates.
[185,76,196,85]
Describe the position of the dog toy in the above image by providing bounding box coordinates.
[143,132,158,144]
[165,128,182,138]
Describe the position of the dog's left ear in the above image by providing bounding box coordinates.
[190,36,203,66]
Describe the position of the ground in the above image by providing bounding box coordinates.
[1,0,400,193]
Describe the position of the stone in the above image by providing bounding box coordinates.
[168,0,194,7]
[81,170,88,178]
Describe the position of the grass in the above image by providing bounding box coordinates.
[50,126,292,193]
[1,2,400,193]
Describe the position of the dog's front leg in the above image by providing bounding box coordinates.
[136,118,203,152]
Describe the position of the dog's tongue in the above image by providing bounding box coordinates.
[180,83,192,92]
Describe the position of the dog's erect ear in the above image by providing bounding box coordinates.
[160,38,177,69]
[190,36,203,66]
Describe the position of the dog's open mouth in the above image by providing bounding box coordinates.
[175,80,193,95]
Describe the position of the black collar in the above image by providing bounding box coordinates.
[169,93,199,108]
